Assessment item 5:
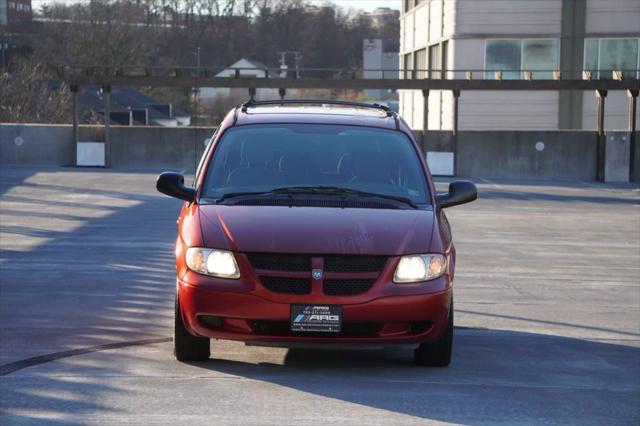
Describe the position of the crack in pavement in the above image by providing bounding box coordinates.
[0,337,171,376]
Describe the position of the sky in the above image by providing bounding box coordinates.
[31,0,402,13]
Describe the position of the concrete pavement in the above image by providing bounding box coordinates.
[0,166,639,425]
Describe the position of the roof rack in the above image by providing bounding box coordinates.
[240,99,394,116]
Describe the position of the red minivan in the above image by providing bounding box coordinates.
[157,100,477,366]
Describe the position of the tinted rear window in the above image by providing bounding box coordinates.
[202,124,430,204]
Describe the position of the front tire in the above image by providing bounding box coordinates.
[174,295,210,362]
[413,300,453,367]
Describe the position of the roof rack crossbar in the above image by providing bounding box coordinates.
[240,99,393,116]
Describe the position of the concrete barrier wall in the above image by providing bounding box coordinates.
[1,124,215,171]
[1,123,635,182]
[110,126,213,170]
[1,124,73,166]
[413,130,455,153]
[456,131,598,181]
[419,130,600,181]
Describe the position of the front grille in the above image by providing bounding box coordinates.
[323,279,376,296]
[251,320,381,337]
[248,253,310,271]
[248,253,387,296]
[324,256,387,273]
[260,276,311,294]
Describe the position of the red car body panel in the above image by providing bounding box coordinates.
[173,107,456,346]
[198,204,437,255]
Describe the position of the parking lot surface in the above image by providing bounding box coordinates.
[1,166,639,425]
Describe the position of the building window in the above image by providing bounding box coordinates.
[522,40,558,79]
[403,0,426,13]
[485,39,559,79]
[584,38,640,79]
[403,52,413,79]
[442,40,449,79]
[429,44,441,79]
[415,48,427,79]
[485,40,521,79]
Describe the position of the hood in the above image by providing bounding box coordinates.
[198,205,435,255]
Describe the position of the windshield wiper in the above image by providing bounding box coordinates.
[215,186,417,208]
[214,186,418,208]
[277,186,418,208]
[214,190,280,202]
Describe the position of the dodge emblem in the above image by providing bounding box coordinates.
[312,269,323,280]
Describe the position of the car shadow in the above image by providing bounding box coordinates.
[185,328,640,424]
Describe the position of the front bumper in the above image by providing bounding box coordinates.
[178,278,452,345]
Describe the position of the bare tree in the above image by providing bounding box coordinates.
[3,0,400,124]
[36,0,159,68]
[0,56,71,123]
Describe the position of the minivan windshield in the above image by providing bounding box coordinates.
[202,124,430,205]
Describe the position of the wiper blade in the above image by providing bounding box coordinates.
[215,186,418,208]
[214,187,317,201]
[215,190,277,202]
[272,186,418,208]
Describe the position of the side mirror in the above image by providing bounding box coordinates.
[437,180,477,208]
[156,172,196,202]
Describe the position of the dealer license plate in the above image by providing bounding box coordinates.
[290,304,342,333]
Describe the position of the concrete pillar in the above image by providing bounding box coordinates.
[71,84,79,167]
[559,0,586,129]
[629,89,638,180]
[104,85,111,168]
[452,90,460,136]
[596,89,607,182]
[421,89,429,131]
[452,89,460,176]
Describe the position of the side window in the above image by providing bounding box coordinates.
[194,128,219,185]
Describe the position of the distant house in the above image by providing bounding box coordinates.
[80,86,190,127]
[198,58,278,103]
[197,58,331,105]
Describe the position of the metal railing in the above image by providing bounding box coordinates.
[59,65,639,182]
[56,65,640,84]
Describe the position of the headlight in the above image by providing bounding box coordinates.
[185,248,240,279]
[393,254,447,283]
